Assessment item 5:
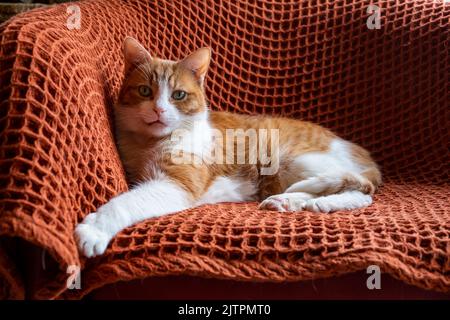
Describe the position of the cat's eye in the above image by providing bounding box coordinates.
[171,90,187,100]
[138,85,152,97]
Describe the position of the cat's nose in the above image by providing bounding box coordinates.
[154,106,165,115]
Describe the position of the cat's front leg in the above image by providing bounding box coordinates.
[75,178,192,257]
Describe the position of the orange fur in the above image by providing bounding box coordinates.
[114,38,381,203]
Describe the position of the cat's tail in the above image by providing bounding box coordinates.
[284,167,381,196]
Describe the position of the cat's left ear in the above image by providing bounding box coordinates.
[123,36,152,72]
[179,47,211,84]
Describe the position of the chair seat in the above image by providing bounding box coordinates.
[59,180,449,299]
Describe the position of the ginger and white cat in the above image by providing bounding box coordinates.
[75,37,381,258]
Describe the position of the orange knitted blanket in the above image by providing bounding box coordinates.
[0,0,448,299]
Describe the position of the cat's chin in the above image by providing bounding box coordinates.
[145,122,174,138]
[145,120,166,128]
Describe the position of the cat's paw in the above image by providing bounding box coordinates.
[259,192,313,212]
[303,198,332,213]
[304,192,372,213]
[74,218,111,258]
[259,196,290,212]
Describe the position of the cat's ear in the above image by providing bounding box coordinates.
[179,47,211,83]
[123,36,152,72]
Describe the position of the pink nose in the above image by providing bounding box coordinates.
[154,106,165,115]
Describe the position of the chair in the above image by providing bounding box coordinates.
[0,0,448,299]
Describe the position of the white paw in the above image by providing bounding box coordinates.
[259,192,313,212]
[304,191,372,213]
[259,196,290,212]
[74,216,111,258]
[304,198,333,213]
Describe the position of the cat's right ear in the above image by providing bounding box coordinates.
[123,37,152,72]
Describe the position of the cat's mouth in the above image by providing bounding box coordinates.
[145,119,167,127]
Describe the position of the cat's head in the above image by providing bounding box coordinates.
[115,37,210,138]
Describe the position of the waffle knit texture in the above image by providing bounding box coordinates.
[0,0,448,299]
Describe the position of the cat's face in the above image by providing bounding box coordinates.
[116,37,210,138]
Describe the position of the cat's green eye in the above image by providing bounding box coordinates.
[138,85,152,97]
[172,90,187,100]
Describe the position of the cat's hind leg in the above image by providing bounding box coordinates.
[259,189,372,213]
[259,171,374,213]
[284,172,375,196]
[303,190,372,213]
[259,138,379,213]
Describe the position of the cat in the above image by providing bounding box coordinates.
[75,37,381,258]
